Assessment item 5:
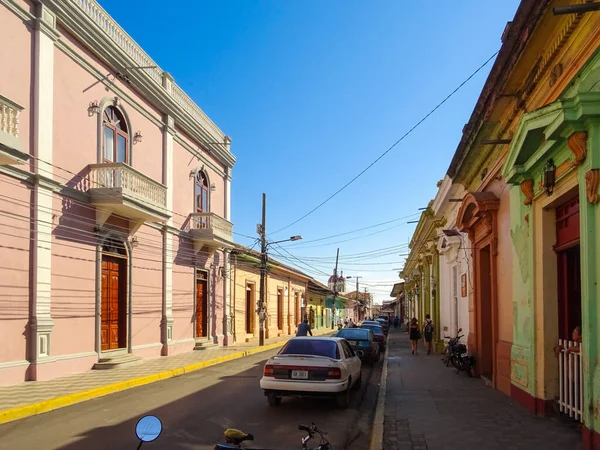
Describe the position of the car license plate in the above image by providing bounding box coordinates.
[460,353,468,358]
[348,340,357,345]
[291,370,308,379]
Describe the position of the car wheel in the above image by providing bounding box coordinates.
[267,394,281,406]
[337,386,350,409]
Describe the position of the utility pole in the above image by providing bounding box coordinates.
[355,278,359,321]
[331,248,339,329]
[258,193,267,346]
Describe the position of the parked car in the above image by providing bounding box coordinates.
[359,322,386,352]
[363,319,389,335]
[336,328,380,365]
[374,317,390,334]
[260,337,363,408]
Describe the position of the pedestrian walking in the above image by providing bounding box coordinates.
[409,317,420,355]
[296,318,313,336]
[423,314,435,355]
[337,317,343,330]
[393,316,399,328]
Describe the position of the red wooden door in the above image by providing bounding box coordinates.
[101,257,123,351]
[196,279,207,337]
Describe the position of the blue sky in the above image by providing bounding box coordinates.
[99,0,521,303]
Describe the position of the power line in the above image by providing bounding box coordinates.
[270,50,500,235]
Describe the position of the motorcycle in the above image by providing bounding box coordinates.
[442,328,474,376]
[132,415,331,450]
[215,423,331,450]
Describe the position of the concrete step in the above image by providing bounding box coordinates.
[93,353,143,370]
[193,340,219,351]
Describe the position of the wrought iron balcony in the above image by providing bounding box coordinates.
[88,163,170,231]
[187,212,234,253]
[0,94,29,165]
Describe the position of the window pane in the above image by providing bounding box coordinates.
[117,134,127,163]
[202,189,208,211]
[104,126,114,161]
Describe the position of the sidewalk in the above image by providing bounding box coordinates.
[382,328,582,450]
[0,328,333,424]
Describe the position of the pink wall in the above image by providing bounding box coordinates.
[0,175,31,366]
[131,225,163,356]
[171,236,194,347]
[0,5,33,158]
[173,134,226,219]
[53,27,163,185]
[50,193,96,357]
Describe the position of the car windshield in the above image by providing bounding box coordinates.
[279,339,340,359]
[361,324,383,335]
[337,329,370,340]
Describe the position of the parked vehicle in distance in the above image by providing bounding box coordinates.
[375,317,390,334]
[260,337,363,408]
[336,328,380,365]
[359,322,386,352]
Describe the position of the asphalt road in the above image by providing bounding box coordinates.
[0,349,383,450]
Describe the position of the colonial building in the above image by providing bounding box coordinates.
[400,1,600,447]
[306,279,333,331]
[0,0,235,385]
[230,246,309,342]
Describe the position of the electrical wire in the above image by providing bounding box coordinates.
[271,50,500,236]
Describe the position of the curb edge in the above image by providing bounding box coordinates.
[369,345,389,450]
[0,340,287,425]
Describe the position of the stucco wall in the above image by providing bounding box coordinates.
[0,4,33,158]
[0,174,32,384]
[171,236,195,351]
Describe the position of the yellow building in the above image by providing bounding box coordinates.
[230,245,309,343]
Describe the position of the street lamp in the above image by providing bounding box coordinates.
[257,193,302,346]
[346,275,363,321]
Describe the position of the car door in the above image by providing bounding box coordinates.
[341,340,361,382]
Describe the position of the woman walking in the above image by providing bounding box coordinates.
[409,317,421,355]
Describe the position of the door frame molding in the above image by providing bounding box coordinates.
[95,230,133,357]
[195,269,210,341]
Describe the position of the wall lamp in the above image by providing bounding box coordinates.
[133,130,143,144]
[544,159,556,196]
[88,100,100,116]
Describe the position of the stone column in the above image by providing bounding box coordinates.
[160,110,175,353]
[29,2,59,380]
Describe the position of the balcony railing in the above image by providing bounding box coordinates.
[0,94,21,138]
[188,212,233,245]
[88,163,167,211]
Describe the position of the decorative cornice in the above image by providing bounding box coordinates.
[567,131,587,167]
[585,169,600,204]
[43,0,236,168]
[520,179,534,206]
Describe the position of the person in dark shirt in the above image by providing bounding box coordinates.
[296,319,313,336]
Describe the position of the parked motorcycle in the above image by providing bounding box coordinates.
[442,328,474,376]
[215,423,331,450]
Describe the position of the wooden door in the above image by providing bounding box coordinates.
[277,289,284,330]
[246,285,255,334]
[101,256,125,351]
[196,278,208,338]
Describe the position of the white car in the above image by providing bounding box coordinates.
[259,337,363,408]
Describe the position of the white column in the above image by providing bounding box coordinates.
[30,3,58,375]
[161,110,175,347]
[222,166,232,343]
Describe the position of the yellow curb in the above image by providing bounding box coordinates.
[0,339,291,426]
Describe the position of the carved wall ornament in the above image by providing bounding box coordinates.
[568,131,587,167]
[585,169,600,204]
[549,63,563,87]
[520,179,534,206]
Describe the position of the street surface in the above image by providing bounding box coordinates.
[0,349,382,450]
[383,328,582,450]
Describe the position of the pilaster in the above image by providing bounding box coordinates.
[222,249,233,344]
[29,1,58,377]
[161,115,174,352]
[578,121,600,435]
[224,166,231,221]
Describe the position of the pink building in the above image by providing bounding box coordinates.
[0,0,235,385]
